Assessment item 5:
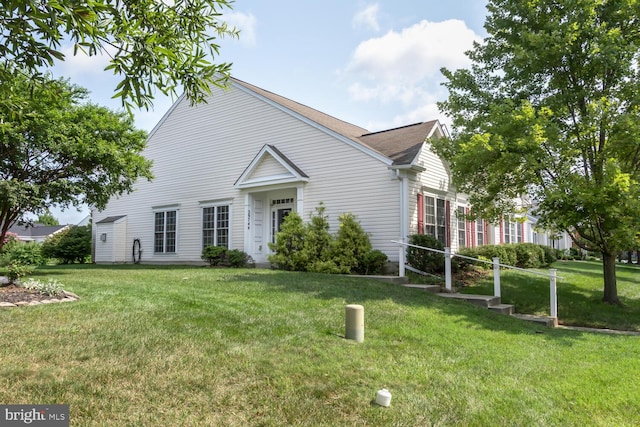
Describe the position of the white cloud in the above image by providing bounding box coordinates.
[342,18,481,125]
[353,4,380,32]
[225,11,257,46]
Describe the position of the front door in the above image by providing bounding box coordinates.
[272,207,292,243]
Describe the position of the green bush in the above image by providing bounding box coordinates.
[361,249,388,275]
[333,213,372,274]
[406,234,445,274]
[226,249,251,268]
[511,243,545,268]
[268,212,308,271]
[7,262,34,284]
[1,241,43,266]
[202,245,227,266]
[269,204,382,275]
[41,226,91,264]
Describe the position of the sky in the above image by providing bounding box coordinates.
[47,0,489,224]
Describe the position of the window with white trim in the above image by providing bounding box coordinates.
[154,210,177,253]
[457,206,466,248]
[203,205,230,249]
[424,196,447,245]
[503,218,522,243]
[476,219,485,246]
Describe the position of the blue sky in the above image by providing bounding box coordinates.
[48,0,489,224]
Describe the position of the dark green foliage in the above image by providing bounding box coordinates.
[201,246,250,268]
[333,213,372,274]
[268,212,308,271]
[406,234,445,274]
[269,205,380,275]
[361,249,388,275]
[41,226,91,264]
[457,243,557,270]
[226,249,251,268]
[509,243,546,268]
[541,245,558,266]
[202,245,227,266]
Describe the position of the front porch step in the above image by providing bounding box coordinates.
[401,284,441,293]
[436,293,501,308]
[488,303,516,315]
[511,313,558,327]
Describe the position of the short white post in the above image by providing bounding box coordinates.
[493,257,501,298]
[345,304,364,342]
[550,269,558,320]
[399,239,406,277]
[444,247,452,291]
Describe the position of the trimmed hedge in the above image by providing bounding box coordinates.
[455,243,557,270]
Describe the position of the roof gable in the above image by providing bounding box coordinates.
[235,145,309,189]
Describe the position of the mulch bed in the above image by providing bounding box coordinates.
[0,283,70,304]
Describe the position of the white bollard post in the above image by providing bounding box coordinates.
[445,247,452,291]
[345,304,364,342]
[550,269,558,320]
[493,257,501,298]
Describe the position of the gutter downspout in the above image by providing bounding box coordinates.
[398,170,408,277]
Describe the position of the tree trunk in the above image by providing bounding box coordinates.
[602,252,621,305]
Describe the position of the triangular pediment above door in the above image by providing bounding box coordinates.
[234,144,309,189]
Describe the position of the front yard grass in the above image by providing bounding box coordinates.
[1,264,640,426]
[460,260,640,331]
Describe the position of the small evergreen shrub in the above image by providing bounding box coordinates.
[512,243,545,268]
[333,213,372,274]
[406,234,445,274]
[361,249,388,275]
[268,212,308,271]
[226,249,250,268]
[202,245,227,266]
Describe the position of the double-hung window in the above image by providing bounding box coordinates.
[154,210,177,253]
[203,205,230,249]
[503,218,523,243]
[457,206,466,248]
[424,196,448,245]
[476,219,485,246]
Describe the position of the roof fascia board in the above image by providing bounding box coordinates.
[235,145,309,189]
[231,81,393,166]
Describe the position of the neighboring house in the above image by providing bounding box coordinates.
[7,223,69,243]
[92,77,569,265]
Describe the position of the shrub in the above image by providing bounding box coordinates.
[2,241,44,266]
[42,226,91,264]
[539,245,558,265]
[202,245,227,266]
[512,243,545,268]
[268,212,308,271]
[361,249,388,275]
[7,262,34,284]
[333,213,372,274]
[226,249,251,268]
[406,234,445,274]
[301,204,334,266]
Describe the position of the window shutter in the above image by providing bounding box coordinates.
[417,193,424,234]
[484,220,488,245]
[445,200,451,247]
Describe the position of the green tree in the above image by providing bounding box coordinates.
[0,0,238,112]
[37,210,59,226]
[434,0,640,304]
[41,225,91,264]
[0,73,152,252]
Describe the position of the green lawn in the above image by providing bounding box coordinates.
[2,264,640,426]
[459,260,640,331]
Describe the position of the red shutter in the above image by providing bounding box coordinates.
[445,200,451,247]
[417,193,424,234]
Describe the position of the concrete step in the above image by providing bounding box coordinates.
[488,303,515,315]
[511,313,558,327]
[436,293,501,308]
[402,284,441,293]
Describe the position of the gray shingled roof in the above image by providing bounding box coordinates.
[231,77,439,167]
[358,121,438,165]
[7,223,68,238]
[95,215,127,224]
